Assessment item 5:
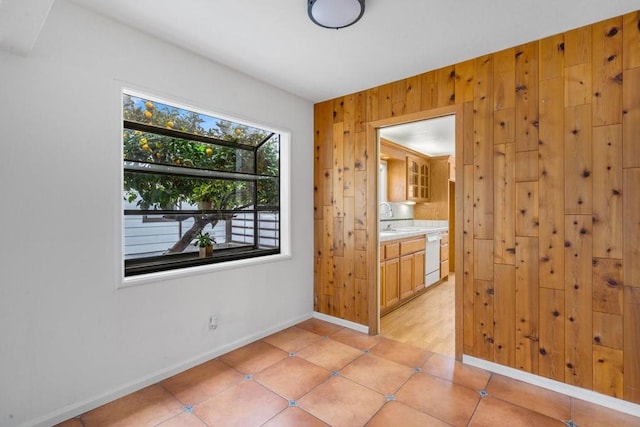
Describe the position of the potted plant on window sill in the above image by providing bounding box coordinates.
[193,231,216,258]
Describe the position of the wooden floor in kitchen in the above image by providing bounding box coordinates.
[381,273,455,356]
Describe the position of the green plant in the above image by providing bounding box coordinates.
[193,231,216,248]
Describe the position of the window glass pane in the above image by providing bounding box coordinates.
[123,130,254,173]
[124,172,255,211]
[124,94,272,147]
[257,177,279,207]
[257,134,280,176]
[258,212,279,248]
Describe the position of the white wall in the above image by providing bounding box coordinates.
[0,1,314,426]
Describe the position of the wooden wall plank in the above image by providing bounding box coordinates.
[436,66,456,107]
[564,104,592,214]
[367,87,379,123]
[342,125,355,199]
[354,131,367,172]
[624,287,640,403]
[564,214,593,389]
[474,56,494,238]
[332,122,345,218]
[392,80,407,117]
[565,25,592,67]
[494,48,516,111]
[623,168,640,287]
[592,258,624,315]
[494,143,516,265]
[474,279,495,360]
[539,78,565,290]
[420,71,438,111]
[623,11,640,70]
[474,238,494,281]
[592,311,623,349]
[463,164,475,350]
[515,181,539,237]
[455,60,475,104]
[515,236,540,373]
[515,150,538,182]
[564,63,592,106]
[593,345,624,398]
[592,125,623,259]
[622,67,640,168]
[515,42,539,152]
[354,170,367,230]
[592,17,623,126]
[494,108,515,144]
[463,101,474,166]
[354,91,367,133]
[539,34,564,81]
[539,288,565,382]
[494,264,516,367]
[405,75,422,114]
[377,83,393,121]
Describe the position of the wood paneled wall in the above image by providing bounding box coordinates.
[313,11,640,403]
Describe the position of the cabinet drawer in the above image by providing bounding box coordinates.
[400,238,426,256]
[440,243,449,262]
[440,232,449,245]
[384,243,400,259]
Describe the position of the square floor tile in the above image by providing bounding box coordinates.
[263,327,323,353]
[161,359,243,405]
[571,398,640,427]
[366,401,452,427]
[262,406,330,426]
[298,376,386,427]
[219,340,288,374]
[296,318,344,336]
[422,353,491,390]
[330,328,382,350]
[340,353,414,395]
[193,380,287,426]
[370,337,433,368]
[395,373,480,427]
[156,412,207,427]
[254,356,331,400]
[469,396,565,426]
[296,338,363,371]
[485,374,571,421]
[80,385,183,427]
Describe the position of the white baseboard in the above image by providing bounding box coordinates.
[463,355,640,418]
[312,311,369,334]
[29,312,313,427]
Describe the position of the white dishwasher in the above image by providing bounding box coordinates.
[425,233,441,287]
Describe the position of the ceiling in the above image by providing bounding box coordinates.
[1,1,638,103]
[64,0,636,103]
[379,116,455,157]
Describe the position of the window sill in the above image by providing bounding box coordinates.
[119,252,292,289]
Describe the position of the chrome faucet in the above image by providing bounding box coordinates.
[379,202,393,218]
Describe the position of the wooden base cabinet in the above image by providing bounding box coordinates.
[440,231,449,279]
[381,236,426,315]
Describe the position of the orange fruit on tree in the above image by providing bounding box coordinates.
[205,148,213,156]
[141,144,150,151]
[145,101,154,110]
[144,110,152,119]
[166,121,174,128]
[234,128,242,135]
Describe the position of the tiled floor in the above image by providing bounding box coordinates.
[58,319,640,427]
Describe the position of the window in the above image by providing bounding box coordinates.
[122,91,281,277]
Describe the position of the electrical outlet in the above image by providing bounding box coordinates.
[208,315,218,330]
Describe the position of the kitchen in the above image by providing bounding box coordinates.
[377,115,456,353]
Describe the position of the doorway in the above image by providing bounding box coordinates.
[371,105,462,359]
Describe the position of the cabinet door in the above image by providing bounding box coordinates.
[399,255,414,299]
[440,243,449,262]
[384,258,400,309]
[441,259,449,278]
[407,156,430,201]
[414,250,425,292]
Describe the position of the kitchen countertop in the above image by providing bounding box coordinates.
[379,226,448,242]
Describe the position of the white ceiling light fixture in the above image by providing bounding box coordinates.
[308,0,365,29]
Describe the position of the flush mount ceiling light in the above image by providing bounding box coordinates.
[308,0,365,29]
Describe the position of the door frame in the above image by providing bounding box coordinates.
[368,104,464,360]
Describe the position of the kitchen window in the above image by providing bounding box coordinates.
[122,91,281,277]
